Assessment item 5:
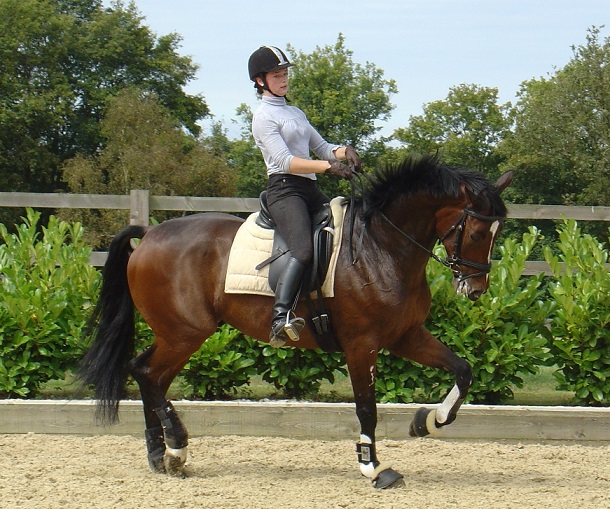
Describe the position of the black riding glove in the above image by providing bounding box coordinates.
[344,145,362,172]
[325,161,354,180]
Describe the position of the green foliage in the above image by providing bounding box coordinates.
[544,220,610,405]
[181,330,349,401]
[0,209,100,397]
[60,88,235,248]
[205,113,267,199]
[393,84,512,180]
[428,227,552,404]
[180,326,256,400]
[376,227,552,404]
[254,345,346,400]
[287,34,397,152]
[5,213,610,407]
[500,27,610,207]
[0,0,207,194]
[285,34,397,197]
[376,350,453,404]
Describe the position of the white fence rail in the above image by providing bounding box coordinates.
[2,191,610,274]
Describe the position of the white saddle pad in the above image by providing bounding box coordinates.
[224,197,346,298]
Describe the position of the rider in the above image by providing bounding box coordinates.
[248,45,362,347]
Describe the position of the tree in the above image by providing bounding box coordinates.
[499,27,610,206]
[202,107,267,199]
[0,0,208,194]
[392,84,512,180]
[286,35,397,154]
[61,88,235,248]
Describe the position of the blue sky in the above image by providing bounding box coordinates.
[106,1,608,139]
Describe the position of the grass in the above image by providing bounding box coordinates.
[511,366,575,406]
[37,366,575,406]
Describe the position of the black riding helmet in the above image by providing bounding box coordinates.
[248,46,293,80]
[248,46,293,96]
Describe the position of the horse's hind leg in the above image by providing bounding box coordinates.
[128,340,195,476]
[389,327,473,437]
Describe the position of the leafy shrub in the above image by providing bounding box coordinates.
[254,345,346,400]
[180,326,348,401]
[376,350,453,403]
[0,209,100,397]
[180,325,256,399]
[8,211,603,407]
[544,219,610,405]
[376,227,552,404]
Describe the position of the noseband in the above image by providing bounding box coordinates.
[378,208,504,282]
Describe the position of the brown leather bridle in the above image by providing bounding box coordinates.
[378,207,504,282]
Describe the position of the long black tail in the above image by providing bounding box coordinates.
[78,225,148,425]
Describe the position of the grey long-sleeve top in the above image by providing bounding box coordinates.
[252,96,340,180]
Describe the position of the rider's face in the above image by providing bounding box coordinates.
[261,68,289,96]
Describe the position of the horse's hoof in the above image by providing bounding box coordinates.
[373,468,405,489]
[148,453,166,474]
[163,456,187,478]
[409,407,438,437]
[163,447,188,477]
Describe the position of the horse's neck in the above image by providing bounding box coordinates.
[374,199,439,251]
[351,199,439,280]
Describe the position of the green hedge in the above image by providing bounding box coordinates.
[420,227,553,404]
[181,331,346,400]
[375,227,552,404]
[1,210,609,406]
[544,220,610,405]
[0,210,100,396]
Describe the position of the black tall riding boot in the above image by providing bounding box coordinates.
[270,257,306,347]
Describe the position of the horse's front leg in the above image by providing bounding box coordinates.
[129,343,190,476]
[389,326,473,437]
[346,348,405,489]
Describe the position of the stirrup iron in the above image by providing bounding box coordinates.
[283,315,304,342]
[270,314,305,347]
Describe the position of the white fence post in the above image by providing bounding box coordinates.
[130,189,149,226]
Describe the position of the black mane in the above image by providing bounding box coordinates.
[358,154,507,219]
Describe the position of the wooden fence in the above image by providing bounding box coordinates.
[2,190,610,274]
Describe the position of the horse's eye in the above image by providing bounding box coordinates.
[470,231,484,242]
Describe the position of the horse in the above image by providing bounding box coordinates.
[79,154,512,489]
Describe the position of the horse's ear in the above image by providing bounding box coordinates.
[494,170,514,194]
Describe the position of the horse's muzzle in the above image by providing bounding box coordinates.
[452,277,487,301]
